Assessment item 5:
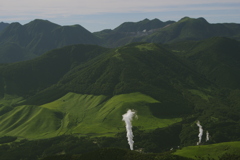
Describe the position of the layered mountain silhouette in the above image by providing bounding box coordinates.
[0,19,100,63]
[94,18,175,48]
[1,17,240,63]
[95,17,240,47]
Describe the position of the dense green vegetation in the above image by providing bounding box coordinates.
[0,125,191,160]
[41,148,192,160]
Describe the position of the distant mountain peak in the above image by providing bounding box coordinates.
[179,17,208,24]
[0,22,10,32]
[28,19,59,24]
[26,19,60,27]
[24,19,60,33]
[114,18,174,32]
[142,18,150,22]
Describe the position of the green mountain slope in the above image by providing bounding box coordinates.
[0,19,101,63]
[0,39,239,150]
[0,42,36,63]
[0,44,108,97]
[0,43,195,139]
[168,37,240,89]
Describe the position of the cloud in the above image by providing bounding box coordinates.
[1,0,240,17]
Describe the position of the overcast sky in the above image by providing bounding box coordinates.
[1,0,240,32]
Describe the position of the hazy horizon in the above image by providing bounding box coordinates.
[1,0,240,32]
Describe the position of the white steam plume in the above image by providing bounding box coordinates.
[122,109,137,150]
[196,120,203,145]
[206,131,210,142]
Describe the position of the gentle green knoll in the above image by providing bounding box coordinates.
[40,92,181,137]
[174,141,240,159]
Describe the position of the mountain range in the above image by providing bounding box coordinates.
[0,17,240,159]
[0,19,100,63]
[1,17,240,63]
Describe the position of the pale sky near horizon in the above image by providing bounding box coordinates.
[1,0,240,32]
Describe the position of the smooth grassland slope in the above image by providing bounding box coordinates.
[0,105,61,139]
[0,92,181,139]
[41,92,181,136]
[174,141,240,159]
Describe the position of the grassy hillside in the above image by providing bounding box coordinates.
[174,141,240,159]
[0,105,61,139]
[41,92,181,135]
[0,42,196,141]
[0,92,181,139]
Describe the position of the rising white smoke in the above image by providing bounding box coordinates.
[122,109,137,150]
[206,131,210,142]
[196,120,203,145]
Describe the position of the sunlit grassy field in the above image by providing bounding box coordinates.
[0,92,182,139]
[174,141,240,159]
